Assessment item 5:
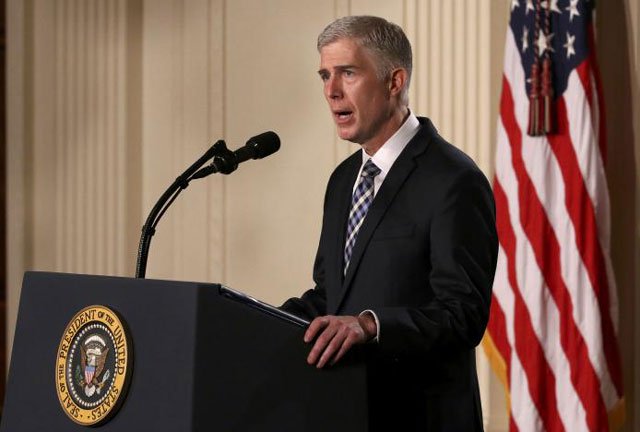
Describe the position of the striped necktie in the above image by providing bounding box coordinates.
[344,159,381,274]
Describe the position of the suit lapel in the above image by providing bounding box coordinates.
[333,119,437,313]
[326,154,360,312]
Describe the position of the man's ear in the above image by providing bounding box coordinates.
[388,68,408,97]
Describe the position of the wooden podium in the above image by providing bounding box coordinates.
[0,272,369,431]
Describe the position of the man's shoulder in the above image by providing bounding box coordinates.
[413,118,483,174]
[409,118,491,194]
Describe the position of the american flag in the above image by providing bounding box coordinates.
[483,0,625,431]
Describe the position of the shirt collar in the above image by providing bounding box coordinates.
[361,112,420,176]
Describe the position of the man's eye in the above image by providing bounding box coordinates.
[344,70,354,77]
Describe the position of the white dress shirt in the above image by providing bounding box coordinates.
[353,112,420,196]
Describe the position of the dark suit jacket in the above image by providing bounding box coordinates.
[283,117,498,431]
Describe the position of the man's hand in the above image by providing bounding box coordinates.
[304,314,377,368]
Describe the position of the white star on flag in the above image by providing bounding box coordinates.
[526,0,535,15]
[564,32,576,58]
[522,27,529,52]
[511,0,520,12]
[541,0,561,13]
[536,31,555,56]
[567,0,581,22]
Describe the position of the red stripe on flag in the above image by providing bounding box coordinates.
[501,76,609,431]
[510,415,520,432]
[548,95,624,397]
[493,173,563,432]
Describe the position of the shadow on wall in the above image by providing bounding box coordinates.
[597,1,638,431]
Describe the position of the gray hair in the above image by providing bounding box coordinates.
[317,15,413,105]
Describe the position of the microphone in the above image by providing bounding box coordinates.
[191,131,280,178]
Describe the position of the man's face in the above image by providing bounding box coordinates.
[318,38,397,152]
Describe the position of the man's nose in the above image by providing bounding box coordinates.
[325,77,342,99]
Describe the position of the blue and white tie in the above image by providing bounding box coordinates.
[344,159,381,274]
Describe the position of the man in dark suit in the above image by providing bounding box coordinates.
[282,15,498,431]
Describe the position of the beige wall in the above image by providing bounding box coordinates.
[6,0,639,430]
[598,1,640,431]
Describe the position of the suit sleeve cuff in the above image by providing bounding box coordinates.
[359,309,380,343]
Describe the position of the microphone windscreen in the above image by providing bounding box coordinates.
[246,131,280,159]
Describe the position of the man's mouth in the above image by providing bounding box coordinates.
[333,110,353,123]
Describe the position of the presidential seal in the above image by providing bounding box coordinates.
[55,305,132,426]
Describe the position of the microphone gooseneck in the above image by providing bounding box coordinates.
[135,132,280,278]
